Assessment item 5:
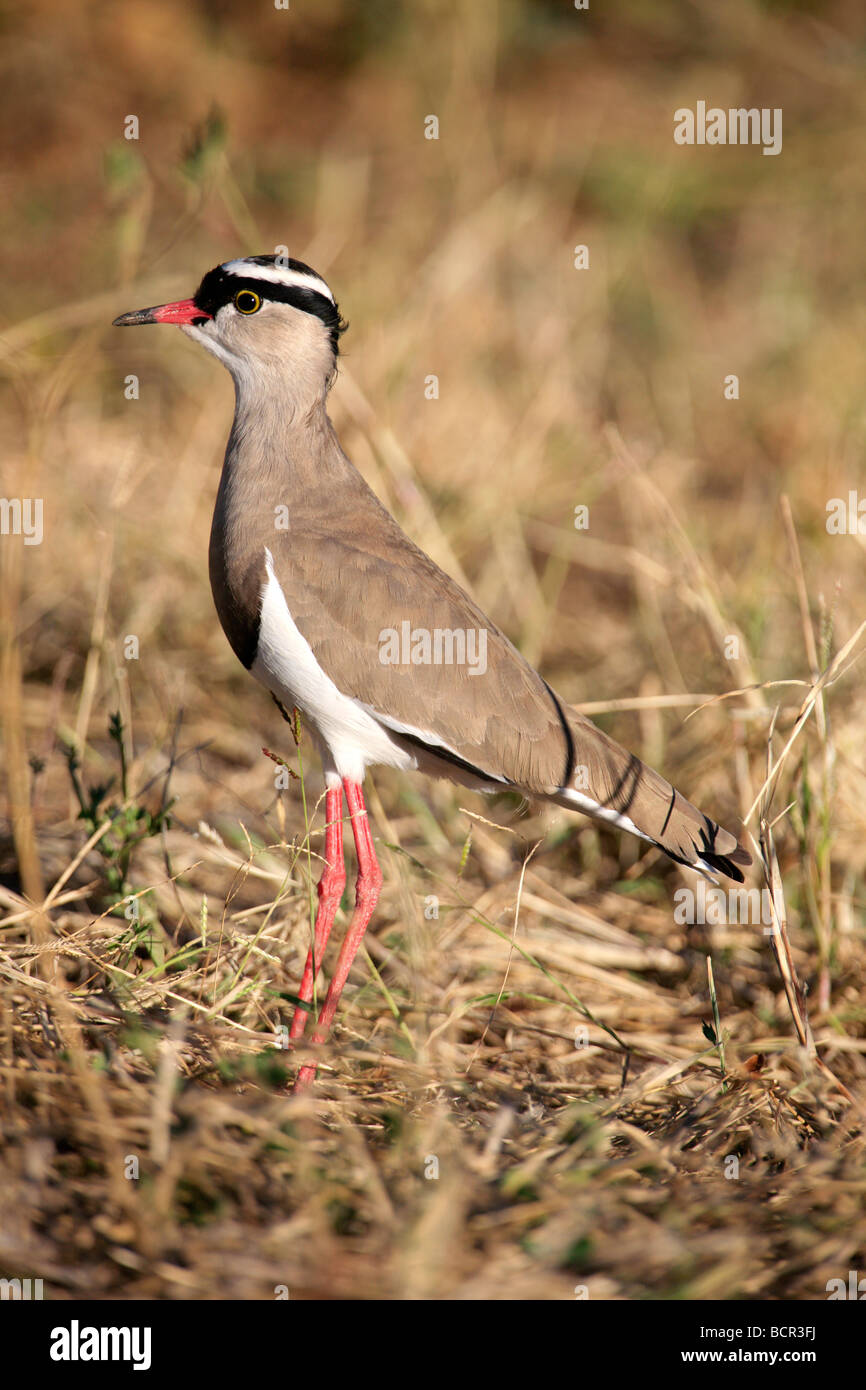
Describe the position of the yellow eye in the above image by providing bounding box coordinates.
[234,289,262,315]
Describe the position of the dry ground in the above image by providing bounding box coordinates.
[1,0,865,1299]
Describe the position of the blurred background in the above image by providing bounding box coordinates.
[1,0,865,1300]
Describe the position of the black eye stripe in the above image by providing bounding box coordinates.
[192,262,346,354]
[195,273,333,318]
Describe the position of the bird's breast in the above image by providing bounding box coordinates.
[208,485,267,671]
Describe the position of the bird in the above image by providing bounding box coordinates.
[114,254,750,1087]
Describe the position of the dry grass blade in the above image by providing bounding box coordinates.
[759,816,814,1056]
[744,619,866,826]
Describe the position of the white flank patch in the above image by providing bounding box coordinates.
[559,786,721,881]
[359,705,508,788]
[251,550,416,784]
[221,259,335,304]
[559,786,654,845]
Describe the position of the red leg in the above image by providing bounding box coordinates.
[289,784,345,1041]
[295,779,382,1089]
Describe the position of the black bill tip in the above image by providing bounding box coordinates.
[112,307,160,327]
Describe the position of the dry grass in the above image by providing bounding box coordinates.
[1,0,865,1300]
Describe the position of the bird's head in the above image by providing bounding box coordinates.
[113,255,346,402]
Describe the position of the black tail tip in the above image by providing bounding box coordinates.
[701,843,751,884]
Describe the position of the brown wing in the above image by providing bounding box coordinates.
[270,488,572,794]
